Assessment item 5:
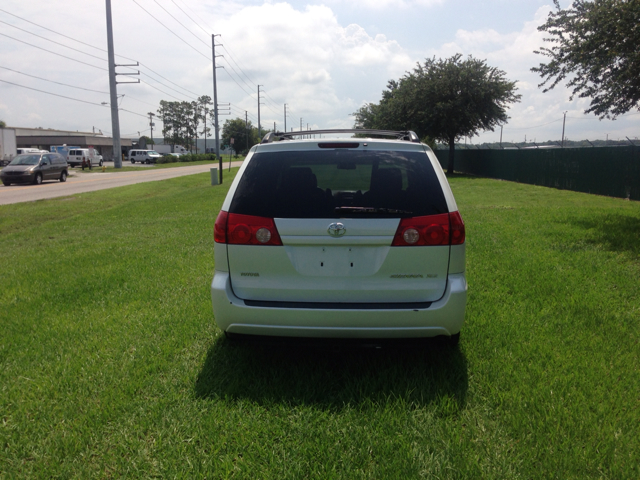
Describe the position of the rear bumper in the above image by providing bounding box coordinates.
[211,272,467,338]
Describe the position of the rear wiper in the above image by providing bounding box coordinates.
[334,206,413,215]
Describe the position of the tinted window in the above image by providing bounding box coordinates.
[230,149,448,219]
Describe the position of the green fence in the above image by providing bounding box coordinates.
[434,146,640,201]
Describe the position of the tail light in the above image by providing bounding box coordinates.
[392,212,465,246]
[214,211,282,246]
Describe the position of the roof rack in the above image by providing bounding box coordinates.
[260,129,421,144]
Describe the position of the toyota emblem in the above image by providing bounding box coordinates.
[327,222,346,237]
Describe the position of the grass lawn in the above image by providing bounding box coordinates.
[0,172,638,478]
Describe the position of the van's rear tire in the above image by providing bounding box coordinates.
[34,173,43,185]
[60,171,67,182]
[131,160,135,164]
[99,160,103,167]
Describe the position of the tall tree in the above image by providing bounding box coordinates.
[198,95,213,152]
[222,117,259,155]
[532,0,640,118]
[354,54,520,174]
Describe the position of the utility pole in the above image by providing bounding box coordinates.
[257,85,263,141]
[561,111,567,148]
[284,103,287,133]
[212,34,222,183]
[105,0,122,168]
[245,111,248,151]
[499,124,503,149]
[147,112,155,146]
[274,121,276,133]
[300,118,303,138]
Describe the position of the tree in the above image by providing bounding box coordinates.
[222,117,259,155]
[0,120,6,128]
[198,95,213,152]
[532,0,640,118]
[354,54,520,173]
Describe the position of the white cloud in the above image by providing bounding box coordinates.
[425,6,639,142]
[0,1,635,141]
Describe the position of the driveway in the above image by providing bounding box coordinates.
[0,162,242,206]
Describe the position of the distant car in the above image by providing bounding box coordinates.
[1,153,68,186]
[66,148,103,168]
[211,129,467,345]
[128,149,162,164]
[16,148,48,155]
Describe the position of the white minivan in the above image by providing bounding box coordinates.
[211,129,467,345]
[128,149,162,164]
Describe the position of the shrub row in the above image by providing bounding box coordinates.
[156,153,220,164]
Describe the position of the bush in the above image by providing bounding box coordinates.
[156,153,219,164]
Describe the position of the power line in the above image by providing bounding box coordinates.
[0,78,152,121]
[0,32,107,71]
[220,65,256,99]
[0,65,160,109]
[0,7,110,54]
[0,65,110,94]
[139,73,195,101]
[131,0,209,61]
[154,2,263,99]
[219,56,256,95]
[220,43,258,87]
[171,0,210,36]
[0,20,107,63]
[504,119,562,131]
[151,0,209,48]
[139,78,188,102]
[0,8,200,98]
[138,63,200,97]
[119,94,157,109]
[0,78,107,106]
[220,46,257,89]
[119,108,149,119]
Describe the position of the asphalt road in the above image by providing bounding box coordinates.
[0,161,243,206]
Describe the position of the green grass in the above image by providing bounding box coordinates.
[79,159,226,173]
[0,173,638,478]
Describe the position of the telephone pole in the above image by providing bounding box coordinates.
[147,112,155,146]
[257,85,263,141]
[284,103,287,133]
[212,34,222,183]
[105,0,122,168]
[561,111,567,148]
[245,111,248,150]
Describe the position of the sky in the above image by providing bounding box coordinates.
[0,0,638,145]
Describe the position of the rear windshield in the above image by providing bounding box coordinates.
[229,149,448,218]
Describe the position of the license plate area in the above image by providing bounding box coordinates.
[284,245,389,277]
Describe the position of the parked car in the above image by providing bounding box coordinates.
[128,149,162,164]
[211,129,467,344]
[16,148,48,155]
[66,148,103,168]
[1,153,68,186]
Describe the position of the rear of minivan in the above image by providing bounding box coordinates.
[211,137,466,341]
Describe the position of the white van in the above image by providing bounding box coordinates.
[16,148,48,155]
[128,149,162,164]
[66,148,103,168]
